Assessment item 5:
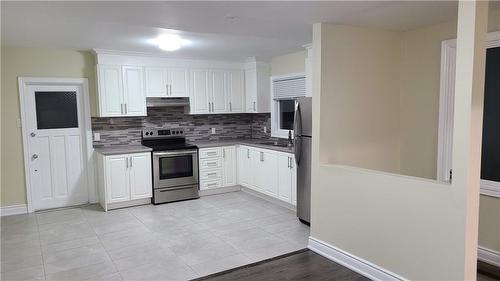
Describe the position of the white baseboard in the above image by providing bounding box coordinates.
[478,246,500,267]
[199,185,241,196]
[308,237,406,281]
[1,204,28,216]
[480,180,500,198]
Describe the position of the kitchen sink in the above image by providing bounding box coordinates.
[257,141,291,148]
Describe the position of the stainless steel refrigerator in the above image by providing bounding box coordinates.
[294,97,312,224]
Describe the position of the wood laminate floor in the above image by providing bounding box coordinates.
[195,249,371,281]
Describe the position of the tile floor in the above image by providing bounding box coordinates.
[1,191,309,281]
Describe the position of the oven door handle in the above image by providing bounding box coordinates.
[154,150,198,157]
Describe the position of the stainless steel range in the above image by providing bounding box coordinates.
[141,128,199,204]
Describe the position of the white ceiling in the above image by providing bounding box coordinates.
[0,1,471,61]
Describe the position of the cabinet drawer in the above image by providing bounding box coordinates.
[200,168,223,180]
[200,158,222,170]
[200,179,222,190]
[199,148,221,159]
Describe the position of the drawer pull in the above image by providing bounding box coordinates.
[207,183,218,187]
[207,172,217,176]
[207,162,217,166]
[207,152,217,156]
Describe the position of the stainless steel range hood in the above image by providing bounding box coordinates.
[146,97,190,107]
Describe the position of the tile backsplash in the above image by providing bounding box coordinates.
[92,107,273,147]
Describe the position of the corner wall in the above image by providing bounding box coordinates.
[0,46,96,206]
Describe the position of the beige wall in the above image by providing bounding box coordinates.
[1,46,96,206]
[319,25,401,173]
[271,50,306,76]
[311,11,487,279]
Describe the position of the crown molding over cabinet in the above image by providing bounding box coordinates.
[93,50,271,117]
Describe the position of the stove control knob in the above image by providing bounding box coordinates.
[145,132,149,136]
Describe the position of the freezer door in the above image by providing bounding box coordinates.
[296,97,312,137]
[296,136,311,224]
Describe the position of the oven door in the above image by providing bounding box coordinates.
[153,149,199,189]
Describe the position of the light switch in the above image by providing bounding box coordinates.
[94,133,100,141]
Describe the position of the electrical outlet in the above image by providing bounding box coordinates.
[94,133,101,141]
[263,126,267,133]
[211,128,216,134]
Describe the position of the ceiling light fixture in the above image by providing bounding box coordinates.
[155,35,191,51]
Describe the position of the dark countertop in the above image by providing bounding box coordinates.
[94,145,152,155]
[192,139,294,154]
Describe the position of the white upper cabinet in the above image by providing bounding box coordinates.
[168,68,189,97]
[122,66,146,116]
[227,70,245,113]
[145,67,167,97]
[98,65,123,117]
[145,67,189,98]
[211,70,229,113]
[97,65,146,117]
[190,69,211,114]
[244,61,271,113]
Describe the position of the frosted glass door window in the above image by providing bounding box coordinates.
[35,91,78,129]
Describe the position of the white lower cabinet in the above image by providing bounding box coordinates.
[97,152,152,210]
[222,146,237,187]
[238,146,296,206]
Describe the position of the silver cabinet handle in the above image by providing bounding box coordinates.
[260,152,263,162]
[124,104,128,115]
[207,172,217,176]
[290,157,293,168]
[168,84,172,96]
[253,101,256,111]
[126,157,129,168]
[207,162,217,167]
[287,157,290,168]
[121,104,124,114]
[207,183,218,187]
[32,154,38,160]
[222,149,225,159]
[207,151,217,156]
[129,157,133,168]
[247,149,250,159]
[30,132,36,137]
[229,102,232,112]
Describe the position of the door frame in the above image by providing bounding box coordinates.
[437,31,500,198]
[18,77,96,212]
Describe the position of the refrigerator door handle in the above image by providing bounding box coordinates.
[293,100,302,165]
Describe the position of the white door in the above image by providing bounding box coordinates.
[105,155,130,203]
[129,153,152,200]
[277,155,292,203]
[228,70,245,113]
[25,85,89,210]
[168,68,189,97]
[223,146,237,187]
[211,70,229,113]
[145,67,167,97]
[98,65,124,117]
[122,66,146,116]
[190,69,210,114]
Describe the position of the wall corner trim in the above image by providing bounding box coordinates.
[478,246,500,267]
[308,237,406,281]
[1,204,28,216]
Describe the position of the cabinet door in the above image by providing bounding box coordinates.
[211,70,229,113]
[227,70,245,113]
[105,155,130,203]
[98,65,124,117]
[277,155,292,203]
[291,156,297,206]
[262,151,278,197]
[250,149,264,191]
[245,68,257,113]
[129,153,152,200]
[238,147,250,186]
[168,68,189,97]
[122,66,146,116]
[145,67,167,97]
[190,69,210,114]
[222,146,237,187]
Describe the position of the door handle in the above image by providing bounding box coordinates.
[30,132,36,137]
[32,154,38,160]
